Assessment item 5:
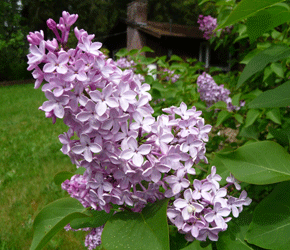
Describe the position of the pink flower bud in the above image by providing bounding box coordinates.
[47,18,57,30]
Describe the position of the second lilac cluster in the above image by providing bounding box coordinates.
[197,15,233,40]
[162,68,180,83]
[115,57,136,69]
[197,72,240,111]
[197,15,218,40]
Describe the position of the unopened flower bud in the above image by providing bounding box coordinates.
[47,18,57,30]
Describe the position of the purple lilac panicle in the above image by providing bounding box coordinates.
[27,11,251,247]
[197,15,233,40]
[162,68,180,83]
[197,15,218,40]
[197,72,241,111]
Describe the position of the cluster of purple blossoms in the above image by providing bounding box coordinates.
[115,57,145,83]
[27,11,250,248]
[197,15,233,40]
[162,68,180,83]
[197,15,218,40]
[168,167,251,241]
[115,57,136,69]
[84,226,104,250]
[197,72,242,111]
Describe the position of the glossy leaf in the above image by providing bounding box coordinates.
[246,5,290,43]
[75,167,86,175]
[216,110,231,126]
[216,141,290,184]
[217,211,254,250]
[30,198,88,250]
[54,171,74,185]
[245,181,290,249]
[102,199,169,250]
[181,241,212,250]
[115,48,128,57]
[232,93,242,106]
[234,114,244,123]
[70,209,114,229]
[270,62,284,78]
[269,126,290,146]
[170,55,183,62]
[248,80,290,108]
[217,0,285,30]
[239,124,259,139]
[266,108,281,124]
[140,46,154,53]
[236,44,290,89]
[245,109,260,127]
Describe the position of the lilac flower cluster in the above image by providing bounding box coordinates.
[85,226,104,250]
[197,15,218,40]
[197,72,241,111]
[167,167,251,241]
[162,68,180,83]
[115,57,136,69]
[197,15,233,40]
[27,11,250,248]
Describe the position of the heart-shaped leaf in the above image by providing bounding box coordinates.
[245,181,290,249]
[30,198,88,250]
[216,141,290,184]
[101,199,169,250]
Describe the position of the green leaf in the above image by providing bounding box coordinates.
[217,0,285,30]
[239,124,260,139]
[245,109,260,127]
[170,55,183,62]
[245,181,290,249]
[266,108,281,124]
[248,80,290,108]
[236,44,290,89]
[75,167,86,175]
[102,199,169,250]
[115,48,129,57]
[270,62,284,78]
[209,101,227,110]
[216,141,290,185]
[181,241,212,250]
[145,75,154,85]
[70,209,114,229]
[199,0,212,5]
[240,48,263,64]
[269,126,290,146]
[139,57,158,65]
[30,198,88,250]
[217,211,254,250]
[232,93,242,106]
[234,113,244,123]
[140,46,154,53]
[216,110,231,127]
[246,5,290,43]
[263,65,273,81]
[129,49,139,56]
[54,171,74,185]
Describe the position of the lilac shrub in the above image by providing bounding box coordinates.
[27,11,251,249]
[197,72,241,111]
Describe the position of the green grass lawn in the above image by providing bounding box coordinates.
[0,83,87,250]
